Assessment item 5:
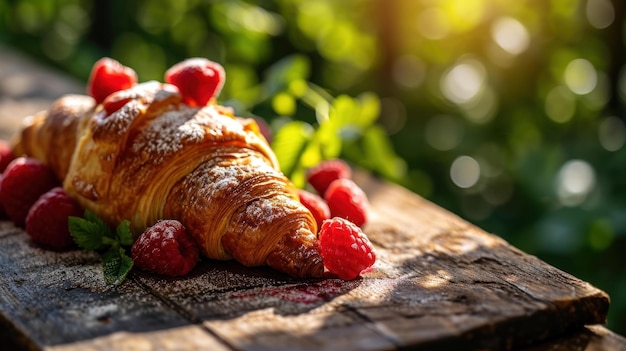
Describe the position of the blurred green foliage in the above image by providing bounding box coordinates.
[2,0,626,334]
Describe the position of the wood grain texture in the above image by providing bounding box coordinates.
[0,173,612,351]
[520,325,626,351]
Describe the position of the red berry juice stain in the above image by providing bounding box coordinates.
[230,279,356,304]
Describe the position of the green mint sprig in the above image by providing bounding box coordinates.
[68,210,134,285]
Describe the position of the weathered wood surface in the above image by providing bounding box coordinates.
[0,46,623,351]
[524,325,626,351]
[0,174,614,351]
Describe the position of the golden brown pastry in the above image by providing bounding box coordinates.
[12,81,324,278]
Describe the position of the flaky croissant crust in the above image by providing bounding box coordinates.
[13,81,324,278]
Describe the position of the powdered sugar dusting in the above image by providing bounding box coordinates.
[71,177,99,200]
[132,108,204,162]
[91,81,180,141]
[93,100,141,138]
[243,195,300,229]
[130,103,256,165]
[183,156,278,204]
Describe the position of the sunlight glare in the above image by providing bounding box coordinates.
[441,0,486,32]
[420,270,452,288]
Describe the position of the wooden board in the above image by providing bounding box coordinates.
[0,172,611,351]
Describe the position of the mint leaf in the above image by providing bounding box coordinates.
[69,216,106,251]
[84,210,112,234]
[102,247,133,285]
[69,210,136,285]
[116,220,134,246]
[84,209,99,223]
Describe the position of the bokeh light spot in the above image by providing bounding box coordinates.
[586,0,615,29]
[379,98,407,135]
[240,6,283,35]
[582,72,610,110]
[417,7,450,40]
[564,58,597,95]
[545,85,576,123]
[598,116,626,152]
[491,17,530,56]
[557,159,596,206]
[425,115,463,151]
[450,155,480,188]
[461,86,498,124]
[482,175,514,206]
[441,59,486,104]
[392,55,426,88]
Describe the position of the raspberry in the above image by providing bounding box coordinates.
[131,219,199,276]
[324,178,368,227]
[298,189,330,230]
[0,140,15,173]
[102,91,132,116]
[25,187,83,249]
[101,82,180,117]
[0,175,6,220]
[306,159,352,196]
[0,157,59,227]
[165,58,225,107]
[88,57,138,104]
[319,217,376,280]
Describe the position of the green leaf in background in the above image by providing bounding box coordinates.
[355,92,380,127]
[329,95,357,127]
[270,84,402,189]
[102,247,134,286]
[361,125,406,181]
[116,220,134,246]
[315,118,342,159]
[263,54,311,97]
[271,120,315,185]
[271,91,297,116]
[328,93,379,128]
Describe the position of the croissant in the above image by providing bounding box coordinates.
[11,81,324,278]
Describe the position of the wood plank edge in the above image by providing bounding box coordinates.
[376,291,610,351]
[0,310,42,351]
